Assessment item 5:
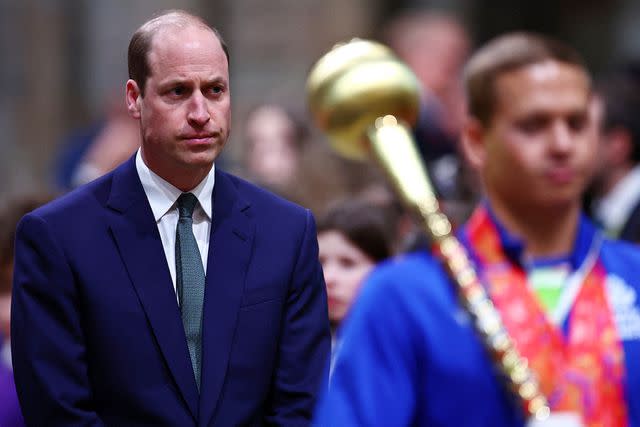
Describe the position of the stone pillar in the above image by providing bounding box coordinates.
[4,0,68,199]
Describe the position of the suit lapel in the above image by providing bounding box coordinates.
[106,157,199,421]
[199,170,255,426]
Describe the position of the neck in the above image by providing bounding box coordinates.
[488,197,581,260]
[166,169,209,192]
[141,149,211,192]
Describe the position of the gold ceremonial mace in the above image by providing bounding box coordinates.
[306,39,551,422]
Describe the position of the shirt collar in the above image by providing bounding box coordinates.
[480,199,598,270]
[135,149,215,221]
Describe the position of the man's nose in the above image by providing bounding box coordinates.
[549,121,573,153]
[187,92,211,127]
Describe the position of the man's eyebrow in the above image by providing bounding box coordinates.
[158,78,188,89]
[159,76,227,88]
[203,76,228,86]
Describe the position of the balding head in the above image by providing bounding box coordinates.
[128,10,229,96]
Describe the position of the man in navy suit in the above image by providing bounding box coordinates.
[11,10,330,426]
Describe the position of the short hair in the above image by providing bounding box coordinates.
[128,9,230,96]
[318,199,392,263]
[463,32,589,125]
[598,66,640,163]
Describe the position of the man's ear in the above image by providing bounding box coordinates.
[125,79,142,119]
[460,117,487,171]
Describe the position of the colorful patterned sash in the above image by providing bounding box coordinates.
[464,206,628,427]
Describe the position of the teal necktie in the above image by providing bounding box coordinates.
[175,192,205,391]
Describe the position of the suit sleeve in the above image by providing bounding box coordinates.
[313,264,418,426]
[264,209,331,426]
[11,213,105,426]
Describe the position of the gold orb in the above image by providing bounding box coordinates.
[307,39,421,160]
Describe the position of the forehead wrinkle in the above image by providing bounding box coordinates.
[149,29,212,61]
[147,26,227,83]
[493,63,589,116]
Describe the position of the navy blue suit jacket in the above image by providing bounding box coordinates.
[11,156,330,426]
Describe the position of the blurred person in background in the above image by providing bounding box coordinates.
[316,32,640,426]
[240,102,382,218]
[384,10,470,161]
[587,64,640,242]
[317,199,392,336]
[317,199,393,378]
[243,103,308,194]
[12,10,329,426]
[356,182,427,253]
[0,195,52,427]
[54,92,140,190]
[383,10,475,209]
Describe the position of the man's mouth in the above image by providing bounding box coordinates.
[546,167,575,184]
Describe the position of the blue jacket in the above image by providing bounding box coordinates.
[316,214,640,426]
[11,156,330,426]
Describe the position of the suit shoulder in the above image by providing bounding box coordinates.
[29,171,114,225]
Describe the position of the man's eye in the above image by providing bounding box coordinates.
[517,117,547,133]
[171,87,185,96]
[165,85,188,97]
[567,114,587,132]
[207,85,224,96]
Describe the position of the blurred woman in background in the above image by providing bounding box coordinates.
[317,199,393,343]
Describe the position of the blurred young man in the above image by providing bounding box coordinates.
[384,11,473,210]
[316,33,640,427]
[12,10,329,426]
[588,66,640,242]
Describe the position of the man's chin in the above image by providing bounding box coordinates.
[179,150,220,168]
[539,193,582,211]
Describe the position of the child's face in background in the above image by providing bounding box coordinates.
[319,230,376,325]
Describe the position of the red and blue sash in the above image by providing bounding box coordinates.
[463,206,628,427]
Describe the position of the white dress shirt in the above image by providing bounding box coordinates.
[593,164,640,236]
[135,149,214,295]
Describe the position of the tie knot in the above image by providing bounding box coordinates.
[177,193,198,218]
